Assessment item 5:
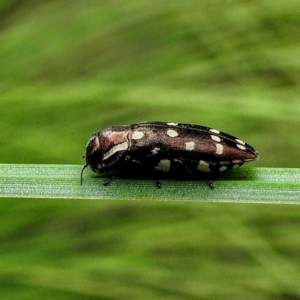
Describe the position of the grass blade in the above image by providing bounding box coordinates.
[0,164,299,204]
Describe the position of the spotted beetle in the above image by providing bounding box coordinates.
[81,122,258,187]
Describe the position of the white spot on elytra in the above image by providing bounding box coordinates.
[232,159,243,164]
[103,141,128,160]
[235,138,245,145]
[167,122,178,126]
[132,131,144,140]
[219,166,228,172]
[185,141,195,150]
[155,159,171,172]
[216,143,224,155]
[167,129,178,137]
[132,159,143,167]
[236,144,246,150]
[151,147,160,155]
[210,129,220,134]
[197,160,211,173]
[219,161,230,165]
[211,135,221,142]
[243,158,253,162]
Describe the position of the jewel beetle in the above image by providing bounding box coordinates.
[81,121,258,187]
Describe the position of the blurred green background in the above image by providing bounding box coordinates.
[1,1,300,299]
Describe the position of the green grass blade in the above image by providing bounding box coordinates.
[0,164,299,203]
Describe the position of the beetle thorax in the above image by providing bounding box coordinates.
[86,128,131,173]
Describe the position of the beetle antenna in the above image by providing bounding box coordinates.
[80,163,88,185]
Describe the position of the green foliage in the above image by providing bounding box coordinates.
[1,1,300,299]
[1,1,300,168]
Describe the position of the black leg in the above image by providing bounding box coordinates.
[155,179,162,188]
[205,179,214,189]
[103,175,114,186]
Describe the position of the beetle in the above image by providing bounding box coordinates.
[81,121,258,187]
